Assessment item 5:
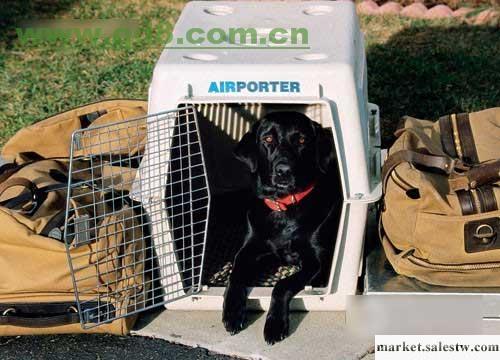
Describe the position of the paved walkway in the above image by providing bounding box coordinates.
[133,310,374,360]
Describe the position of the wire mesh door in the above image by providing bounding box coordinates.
[63,105,210,328]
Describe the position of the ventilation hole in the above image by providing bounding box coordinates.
[183,53,218,62]
[294,53,328,61]
[303,5,333,16]
[406,189,420,199]
[204,6,234,16]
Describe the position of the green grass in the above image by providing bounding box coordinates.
[0,1,499,147]
[362,15,500,145]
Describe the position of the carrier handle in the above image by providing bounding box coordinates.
[381,150,457,191]
[449,159,500,192]
[0,307,80,328]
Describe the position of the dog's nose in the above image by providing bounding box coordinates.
[275,163,291,177]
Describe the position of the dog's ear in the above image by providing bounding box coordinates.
[313,122,335,174]
[234,121,260,173]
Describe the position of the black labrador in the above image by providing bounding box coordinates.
[222,111,342,344]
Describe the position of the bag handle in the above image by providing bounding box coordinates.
[449,159,500,192]
[381,150,457,191]
[0,307,80,328]
[0,178,43,216]
[383,150,499,194]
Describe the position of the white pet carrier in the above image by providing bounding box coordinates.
[142,0,381,311]
[64,1,381,327]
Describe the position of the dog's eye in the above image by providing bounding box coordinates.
[298,136,306,144]
[263,135,274,144]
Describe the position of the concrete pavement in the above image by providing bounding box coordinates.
[132,310,374,360]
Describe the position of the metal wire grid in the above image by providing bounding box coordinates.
[63,106,210,328]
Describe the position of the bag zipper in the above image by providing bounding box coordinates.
[406,253,500,270]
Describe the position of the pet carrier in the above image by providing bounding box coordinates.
[142,0,380,312]
[63,1,382,327]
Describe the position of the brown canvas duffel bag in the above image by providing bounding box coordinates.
[381,107,500,287]
[0,99,149,336]
[2,99,147,159]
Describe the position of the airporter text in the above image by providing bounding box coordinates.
[208,81,301,93]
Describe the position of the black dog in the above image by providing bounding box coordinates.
[222,111,342,344]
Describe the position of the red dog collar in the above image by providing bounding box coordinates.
[264,183,315,212]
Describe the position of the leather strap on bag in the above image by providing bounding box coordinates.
[456,113,479,164]
[383,151,499,194]
[439,113,480,165]
[449,159,500,192]
[439,114,458,159]
[457,185,498,215]
[457,190,477,215]
[382,150,457,191]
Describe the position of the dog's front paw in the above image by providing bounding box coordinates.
[222,286,247,335]
[263,312,289,345]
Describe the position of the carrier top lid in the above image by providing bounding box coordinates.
[158,1,361,66]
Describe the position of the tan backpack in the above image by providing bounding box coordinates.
[381,108,500,287]
[0,99,148,336]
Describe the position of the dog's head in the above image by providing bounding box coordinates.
[234,111,335,199]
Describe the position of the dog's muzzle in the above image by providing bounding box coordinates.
[273,162,295,188]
